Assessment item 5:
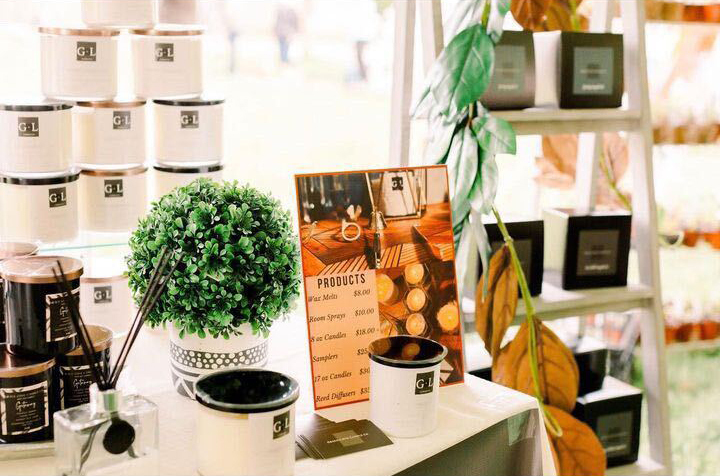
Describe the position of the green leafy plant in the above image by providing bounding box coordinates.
[127,179,301,339]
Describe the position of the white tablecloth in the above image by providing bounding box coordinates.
[0,313,556,476]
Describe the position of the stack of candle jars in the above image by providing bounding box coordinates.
[0,254,114,444]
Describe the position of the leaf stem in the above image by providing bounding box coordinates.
[491,205,563,438]
[569,0,581,32]
[480,0,491,29]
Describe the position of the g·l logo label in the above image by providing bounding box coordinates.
[155,42,175,62]
[18,117,39,137]
[94,286,112,304]
[180,110,199,129]
[112,111,131,130]
[273,411,291,439]
[414,371,434,395]
[48,187,67,208]
[76,41,97,61]
[104,179,124,198]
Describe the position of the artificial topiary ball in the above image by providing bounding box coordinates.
[127,179,301,339]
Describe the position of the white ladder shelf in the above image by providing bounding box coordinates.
[387,1,673,475]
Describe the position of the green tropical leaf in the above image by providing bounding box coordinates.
[429,24,495,119]
[471,114,517,155]
[447,126,478,225]
[468,210,492,297]
[444,0,486,38]
[469,149,499,214]
[487,0,511,43]
[424,106,459,164]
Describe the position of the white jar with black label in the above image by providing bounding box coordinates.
[153,163,223,199]
[0,172,79,244]
[368,335,447,438]
[80,273,132,338]
[40,27,120,100]
[195,369,299,476]
[0,99,72,175]
[130,25,204,99]
[72,99,146,168]
[79,166,148,233]
[153,97,224,165]
[82,0,157,28]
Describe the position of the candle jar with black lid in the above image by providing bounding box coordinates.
[0,344,55,443]
[0,256,82,357]
[0,242,38,342]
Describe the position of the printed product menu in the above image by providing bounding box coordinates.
[295,166,464,410]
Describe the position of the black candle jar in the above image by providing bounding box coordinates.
[0,243,39,343]
[0,344,55,443]
[0,256,83,358]
[57,325,112,409]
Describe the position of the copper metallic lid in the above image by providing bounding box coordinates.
[0,255,84,284]
[0,345,54,378]
[0,97,73,112]
[38,26,121,37]
[76,98,147,108]
[129,24,204,36]
[0,242,39,260]
[81,274,127,284]
[81,166,148,177]
[66,325,113,355]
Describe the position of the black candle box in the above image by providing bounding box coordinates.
[534,31,624,109]
[480,218,544,296]
[567,335,608,396]
[572,376,642,467]
[481,30,535,110]
[543,208,631,290]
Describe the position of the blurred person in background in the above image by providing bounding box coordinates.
[274,2,299,64]
[347,0,379,82]
[222,0,243,74]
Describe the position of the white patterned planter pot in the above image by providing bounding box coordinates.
[169,324,268,398]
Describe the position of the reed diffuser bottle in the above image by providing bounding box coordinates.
[51,250,181,475]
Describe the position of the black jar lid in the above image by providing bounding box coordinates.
[368,336,448,369]
[65,325,113,355]
[1,170,81,186]
[0,344,54,378]
[152,96,224,107]
[0,97,73,112]
[0,255,83,284]
[154,163,224,174]
[0,242,39,260]
[195,369,299,414]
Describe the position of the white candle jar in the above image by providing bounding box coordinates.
[80,274,132,338]
[153,163,223,199]
[79,167,148,233]
[368,335,448,438]
[82,0,157,28]
[130,25,204,99]
[73,99,146,168]
[152,97,224,165]
[195,369,299,476]
[40,27,120,101]
[0,172,79,244]
[0,100,72,175]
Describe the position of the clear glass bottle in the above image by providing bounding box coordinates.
[54,384,159,475]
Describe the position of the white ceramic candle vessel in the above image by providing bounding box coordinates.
[1,99,72,175]
[72,99,146,168]
[79,166,148,233]
[131,25,204,99]
[368,335,448,438]
[152,97,224,165]
[82,0,157,28]
[80,274,132,338]
[195,369,299,476]
[153,163,223,199]
[40,27,119,100]
[0,172,79,244]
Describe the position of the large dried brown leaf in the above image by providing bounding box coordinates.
[475,245,518,357]
[511,0,552,30]
[516,322,579,412]
[547,406,607,476]
[491,322,529,388]
[545,1,574,31]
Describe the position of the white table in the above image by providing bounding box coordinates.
[0,314,556,475]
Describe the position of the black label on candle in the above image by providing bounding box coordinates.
[596,411,633,458]
[576,229,619,276]
[94,285,113,304]
[112,111,131,130]
[60,365,98,409]
[572,47,613,96]
[414,371,434,395]
[76,41,97,62]
[155,42,174,62]
[48,187,67,208]
[487,44,526,95]
[45,288,79,342]
[17,117,39,137]
[273,410,291,439]
[0,382,49,436]
[180,110,199,129]
[104,179,124,198]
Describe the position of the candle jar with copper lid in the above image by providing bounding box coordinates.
[0,256,83,358]
[57,325,112,410]
[0,242,38,343]
[0,345,55,443]
[79,166,148,233]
